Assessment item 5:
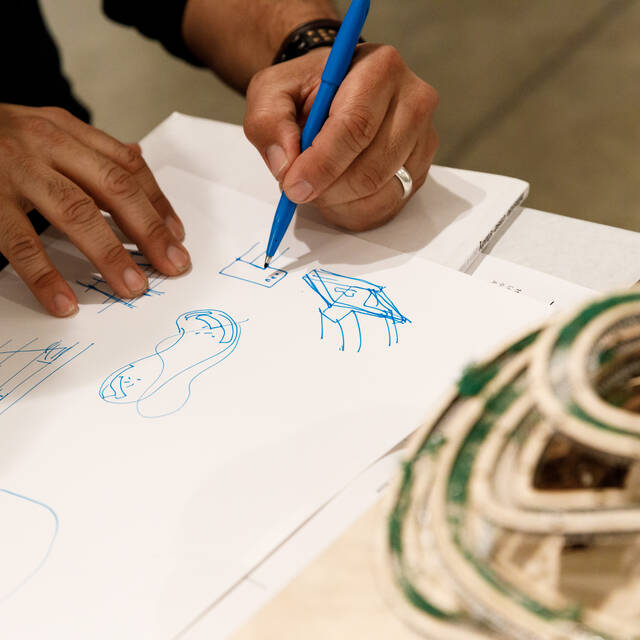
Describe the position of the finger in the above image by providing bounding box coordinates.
[282,49,400,204]
[41,132,190,277]
[244,63,307,180]
[37,107,185,241]
[0,201,78,317]
[13,159,150,300]
[317,127,437,232]
[316,99,422,207]
[126,142,142,155]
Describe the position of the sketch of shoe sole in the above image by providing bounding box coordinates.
[98,309,241,418]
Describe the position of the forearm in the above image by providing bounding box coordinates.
[182,0,339,92]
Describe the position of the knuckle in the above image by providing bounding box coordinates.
[118,144,146,173]
[148,189,169,211]
[38,106,72,123]
[103,165,138,199]
[19,115,63,142]
[59,193,98,227]
[0,136,21,160]
[412,84,440,120]
[145,218,171,244]
[349,164,386,199]
[378,45,403,72]
[101,242,128,268]
[339,105,376,155]
[16,153,42,178]
[312,153,343,186]
[243,107,270,144]
[31,266,61,292]
[246,67,269,96]
[6,233,41,265]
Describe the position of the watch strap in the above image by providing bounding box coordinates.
[273,19,363,65]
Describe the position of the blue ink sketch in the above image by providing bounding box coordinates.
[99,309,242,418]
[0,339,94,416]
[77,250,167,313]
[302,269,411,352]
[0,489,58,606]
[219,242,288,288]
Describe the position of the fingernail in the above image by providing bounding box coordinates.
[167,245,190,272]
[166,216,185,241]
[266,145,289,179]
[287,180,313,203]
[53,293,78,317]
[124,267,148,295]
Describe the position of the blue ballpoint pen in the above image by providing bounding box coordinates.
[263,0,370,268]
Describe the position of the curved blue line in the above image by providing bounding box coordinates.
[138,312,239,401]
[138,319,241,419]
[0,489,59,606]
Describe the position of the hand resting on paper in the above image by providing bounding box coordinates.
[243,44,439,231]
[0,104,190,317]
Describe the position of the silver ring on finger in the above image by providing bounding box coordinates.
[394,165,413,200]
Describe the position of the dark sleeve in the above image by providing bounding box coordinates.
[102,0,204,66]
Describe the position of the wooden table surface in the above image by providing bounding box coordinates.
[233,500,423,640]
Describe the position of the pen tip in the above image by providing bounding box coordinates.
[264,256,272,269]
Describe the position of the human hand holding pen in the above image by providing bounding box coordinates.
[244,43,439,232]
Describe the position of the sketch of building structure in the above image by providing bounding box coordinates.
[0,339,93,416]
[302,269,411,352]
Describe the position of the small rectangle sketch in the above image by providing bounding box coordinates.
[219,242,288,288]
[76,250,167,313]
[302,269,411,352]
[0,339,94,416]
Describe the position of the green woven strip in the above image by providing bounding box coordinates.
[557,294,640,347]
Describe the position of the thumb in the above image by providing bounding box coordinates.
[243,67,303,182]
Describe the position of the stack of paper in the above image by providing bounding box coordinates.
[0,160,551,639]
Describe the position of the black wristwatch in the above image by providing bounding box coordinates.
[273,19,364,65]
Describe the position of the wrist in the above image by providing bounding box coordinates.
[264,4,340,61]
[182,0,339,92]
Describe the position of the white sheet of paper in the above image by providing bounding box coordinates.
[471,254,596,310]
[0,167,547,639]
[141,113,530,270]
[488,207,640,291]
[183,451,403,640]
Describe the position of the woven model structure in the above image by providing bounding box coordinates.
[383,290,640,640]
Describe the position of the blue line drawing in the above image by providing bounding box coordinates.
[0,339,94,416]
[302,269,411,352]
[0,489,58,606]
[219,242,289,288]
[99,309,243,419]
[76,250,167,313]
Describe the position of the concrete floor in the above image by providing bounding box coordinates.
[42,1,640,232]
